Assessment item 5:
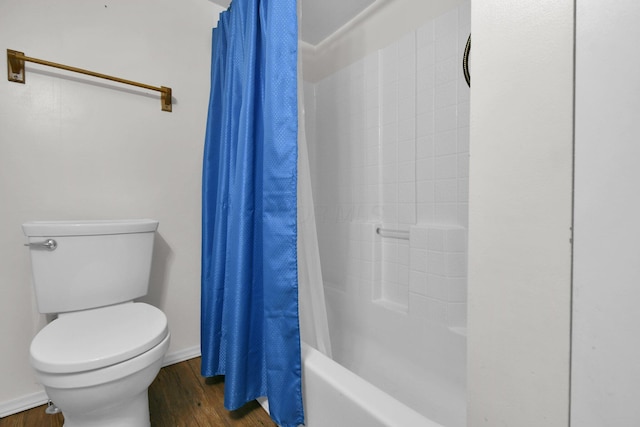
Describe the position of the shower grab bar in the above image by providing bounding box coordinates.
[376,227,410,240]
[6,49,172,112]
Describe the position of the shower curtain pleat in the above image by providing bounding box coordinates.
[296,32,332,358]
[201,1,303,426]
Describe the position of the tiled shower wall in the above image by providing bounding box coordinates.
[307,1,470,328]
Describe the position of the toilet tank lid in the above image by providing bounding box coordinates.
[22,219,158,237]
[30,302,168,374]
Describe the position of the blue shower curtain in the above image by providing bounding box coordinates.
[201,0,302,426]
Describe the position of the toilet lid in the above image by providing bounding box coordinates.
[30,302,169,374]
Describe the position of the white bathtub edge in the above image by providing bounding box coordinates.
[300,342,443,427]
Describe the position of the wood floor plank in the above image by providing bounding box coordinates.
[0,357,276,427]
[0,408,63,427]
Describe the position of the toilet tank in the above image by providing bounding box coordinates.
[22,219,159,314]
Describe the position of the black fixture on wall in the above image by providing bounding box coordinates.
[463,34,471,87]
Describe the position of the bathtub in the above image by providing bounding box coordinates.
[298,342,443,427]
[260,342,443,426]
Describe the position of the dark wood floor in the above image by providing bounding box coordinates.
[0,357,276,427]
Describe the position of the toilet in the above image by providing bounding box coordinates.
[22,219,170,427]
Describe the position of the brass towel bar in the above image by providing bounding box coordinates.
[6,49,172,112]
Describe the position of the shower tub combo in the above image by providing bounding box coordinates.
[294,1,471,426]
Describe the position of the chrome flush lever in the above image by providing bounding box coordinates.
[24,239,57,251]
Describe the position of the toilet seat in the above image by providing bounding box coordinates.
[30,302,168,374]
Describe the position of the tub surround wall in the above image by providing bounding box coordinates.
[312,0,470,324]
[306,3,470,425]
[0,0,223,414]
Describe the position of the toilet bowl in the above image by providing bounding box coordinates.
[30,302,170,427]
[23,220,170,426]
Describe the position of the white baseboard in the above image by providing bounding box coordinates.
[0,346,202,419]
[0,390,48,418]
[162,345,201,367]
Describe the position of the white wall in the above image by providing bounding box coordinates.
[572,1,640,425]
[0,0,223,413]
[468,1,574,426]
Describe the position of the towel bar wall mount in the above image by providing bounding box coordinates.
[6,49,172,112]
